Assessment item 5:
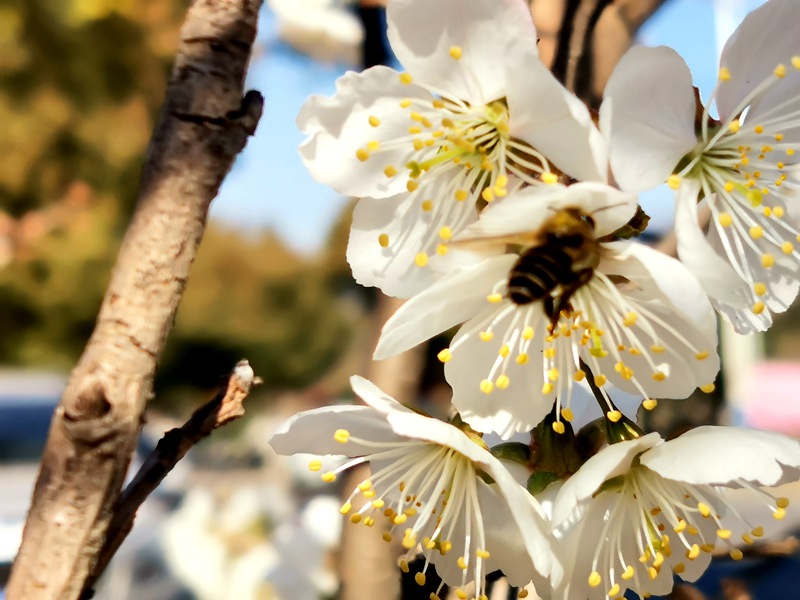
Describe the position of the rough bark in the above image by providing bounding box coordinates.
[7,1,263,598]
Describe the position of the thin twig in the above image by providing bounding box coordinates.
[82,360,262,596]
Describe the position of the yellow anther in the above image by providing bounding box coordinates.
[698,502,711,518]
[399,560,410,573]
[421,199,433,211]
[717,529,732,539]
[652,371,666,382]
[542,382,554,394]
[695,351,709,360]
[481,188,494,202]
[449,46,462,60]
[643,398,658,410]
[350,513,362,523]
[362,489,376,498]
[774,64,787,78]
[754,282,767,296]
[674,562,686,575]
[408,126,422,134]
[516,353,529,365]
[384,165,398,177]
[752,301,765,315]
[378,233,390,248]
[651,344,665,353]
[334,429,350,443]
[621,565,634,580]
[422,537,435,549]
[762,253,775,268]
[648,567,659,580]
[476,549,490,559]
[588,571,602,588]
[777,496,790,508]
[371,499,384,508]
[518,591,529,599]
[594,374,607,387]
[749,225,763,239]
[608,583,620,597]
[496,374,510,389]
[413,139,424,151]
[403,531,417,549]
[407,179,419,192]
[456,556,468,570]
[368,115,381,127]
[393,514,407,525]
[548,367,559,381]
[792,56,800,70]
[356,148,370,162]
[700,383,716,393]
[339,502,352,515]
[607,410,622,422]
[574,369,586,382]
[782,241,794,254]
[687,544,700,560]
[764,206,772,217]
[718,213,733,227]
[437,348,452,363]
[519,326,533,341]
[774,206,785,218]
[719,67,731,81]
[788,148,795,156]
[455,189,468,201]
[480,379,494,394]
[479,331,494,342]
[382,532,393,542]
[322,472,336,482]
[561,407,574,421]
[544,348,556,360]
[674,519,687,533]
[667,174,682,189]
[415,572,426,586]
[499,344,510,358]
[399,73,413,85]
[400,98,412,108]
[755,124,765,134]
[552,421,565,434]
[774,507,787,520]
[541,172,558,184]
[487,293,503,303]
[730,548,744,561]
[415,252,429,267]
[308,459,322,472]
[409,111,423,122]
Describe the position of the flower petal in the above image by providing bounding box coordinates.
[640,425,800,487]
[601,45,697,191]
[297,66,433,198]
[507,55,608,182]
[552,433,661,525]
[674,179,751,308]
[387,0,538,105]
[717,0,800,122]
[374,255,516,359]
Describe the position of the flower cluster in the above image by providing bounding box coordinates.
[272,0,800,598]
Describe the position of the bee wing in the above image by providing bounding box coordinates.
[449,232,539,252]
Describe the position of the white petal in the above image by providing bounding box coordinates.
[507,56,607,182]
[674,180,751,308]
[297,66,433,198]
[374,255,516,359]
[347,192,481,298]
[269,405,399,458]
[457,183,637,242]
[717,0,800,122]
[641,425,800,486]
[387,0,538,105]
[601,46,697,192]
[551,433,661,525]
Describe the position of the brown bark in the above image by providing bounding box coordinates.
[7,1,263,598]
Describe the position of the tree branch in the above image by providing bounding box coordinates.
[7,1,263,598]
[81,360,261,598]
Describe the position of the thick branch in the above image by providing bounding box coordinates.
[82,360,261,597]
[8,1,263,598]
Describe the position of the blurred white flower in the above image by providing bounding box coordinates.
[549,427,800,600]
[602,0,800,332]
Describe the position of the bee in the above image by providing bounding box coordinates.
[454,206,602,328]
[507,207,600,327]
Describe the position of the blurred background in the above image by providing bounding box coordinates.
[1,0,799,599]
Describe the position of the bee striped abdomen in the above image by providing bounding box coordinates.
[508,250,569,305]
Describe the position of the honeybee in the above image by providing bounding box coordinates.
[454,206,602,328]
[507,207,600,327]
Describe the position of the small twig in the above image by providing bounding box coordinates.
[81,360,262,597]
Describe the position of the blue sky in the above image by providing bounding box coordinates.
[209,0,766,254]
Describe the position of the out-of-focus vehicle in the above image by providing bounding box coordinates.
[0,371,191,600]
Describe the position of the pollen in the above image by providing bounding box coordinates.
[499,344,510,358]
[687,544,701,560]
[774,64,787,78]
[606,410,622,422]
[695,351,709,360]
[479,331,494,342]
[356,148,370,162]
[439,226,453,241]
[752,302,765,315]
[652,371,666,382]
[561,407,574,421]
[623,312,637,326]
[487,293,503,303]
[730,548,744,561]
[415,572,426,586]
[522,326,534,340]
[407,180,419,192]
[308,459,322,471]
[621,566,634,580]
[608,583,620,597]
[574,369,586,381]
[700,383,716,393]
[421,199,433,211]
[378,233,390,248]
[594,374,607,387]
[588,572,602,588]
[400,98,412,108]
[384,165,398,178]
[399,73,413,85]
[414,252,429,267]
[718,67,731,81]
[321,472,336,482]
[368,115,381,127]
[728,121,740,134]
[718,213,733,227]
[481,188,494,202]
[643,399,658,410]
[762,253,775,268]
[339,502,352,515]
[437,348,452,363]
[667,174,682,190]
[480,379,494,394]
[749,225,763,239]
[541,172,558,184]
[754,125,765,134]
[515,353,529,365]
[334,429,350,443]
[542,382,554,394]
[449,46,462,60]
[454,189,468,201]
[783,242,794,254]
[774,206,785,218]
[496,374,510,389]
